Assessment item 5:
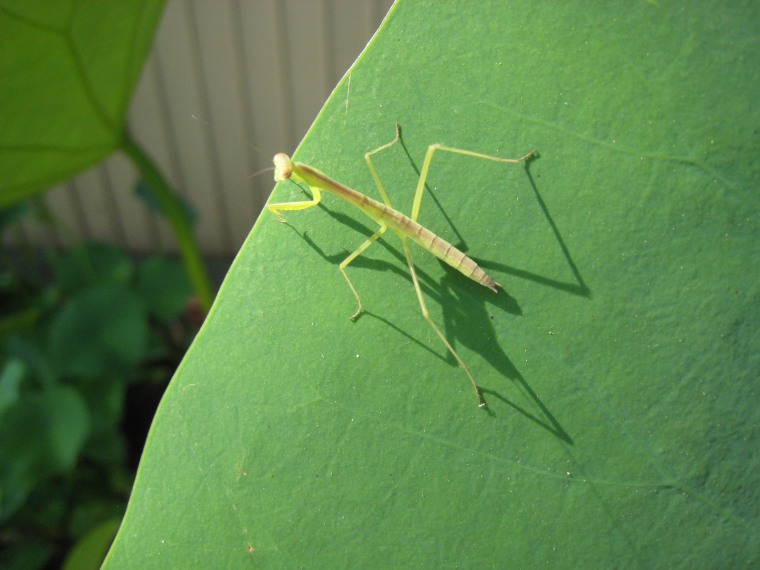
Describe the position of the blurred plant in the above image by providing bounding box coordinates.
[0,1,214,312]
[0,4,219,567]
[0,204,196,569]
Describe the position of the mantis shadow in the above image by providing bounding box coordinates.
[286,215,572,444]
[438,269,573,444]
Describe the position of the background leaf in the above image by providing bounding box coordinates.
[63,517,121,570]
[50,285,148,378]
[134,256,192,322]
[0,0,165,204]
[0,386,89,521]
[104,1,760,567]
[52,242,134,295]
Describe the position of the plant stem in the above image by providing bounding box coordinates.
[120,132,214,312]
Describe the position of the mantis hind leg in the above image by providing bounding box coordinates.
[411,143,537,222]
[400,237,486,409]
[364,125,401,207]
[364,125,536,224]
[339,223,388,320]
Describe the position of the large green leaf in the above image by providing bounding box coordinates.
[0,0,165,205]
[105,1,759,567]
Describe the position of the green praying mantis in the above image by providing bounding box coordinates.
[267,126,536,408]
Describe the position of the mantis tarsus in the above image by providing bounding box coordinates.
[267,126,536,408]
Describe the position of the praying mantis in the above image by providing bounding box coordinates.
[267,126,536,408]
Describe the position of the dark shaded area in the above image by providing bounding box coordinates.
[0,243,230,570]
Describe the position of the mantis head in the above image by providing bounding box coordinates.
[273,153,294,182]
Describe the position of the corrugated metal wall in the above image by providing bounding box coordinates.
[21,0,393,257]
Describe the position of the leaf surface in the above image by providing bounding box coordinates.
[105,1,760,567]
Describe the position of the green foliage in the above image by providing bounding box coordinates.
[105,0,758,567]
[0,0,165,205]
[63,517,122,570]
[0,229,193,568]
[0,0,215,310]
[0,1,216,566]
